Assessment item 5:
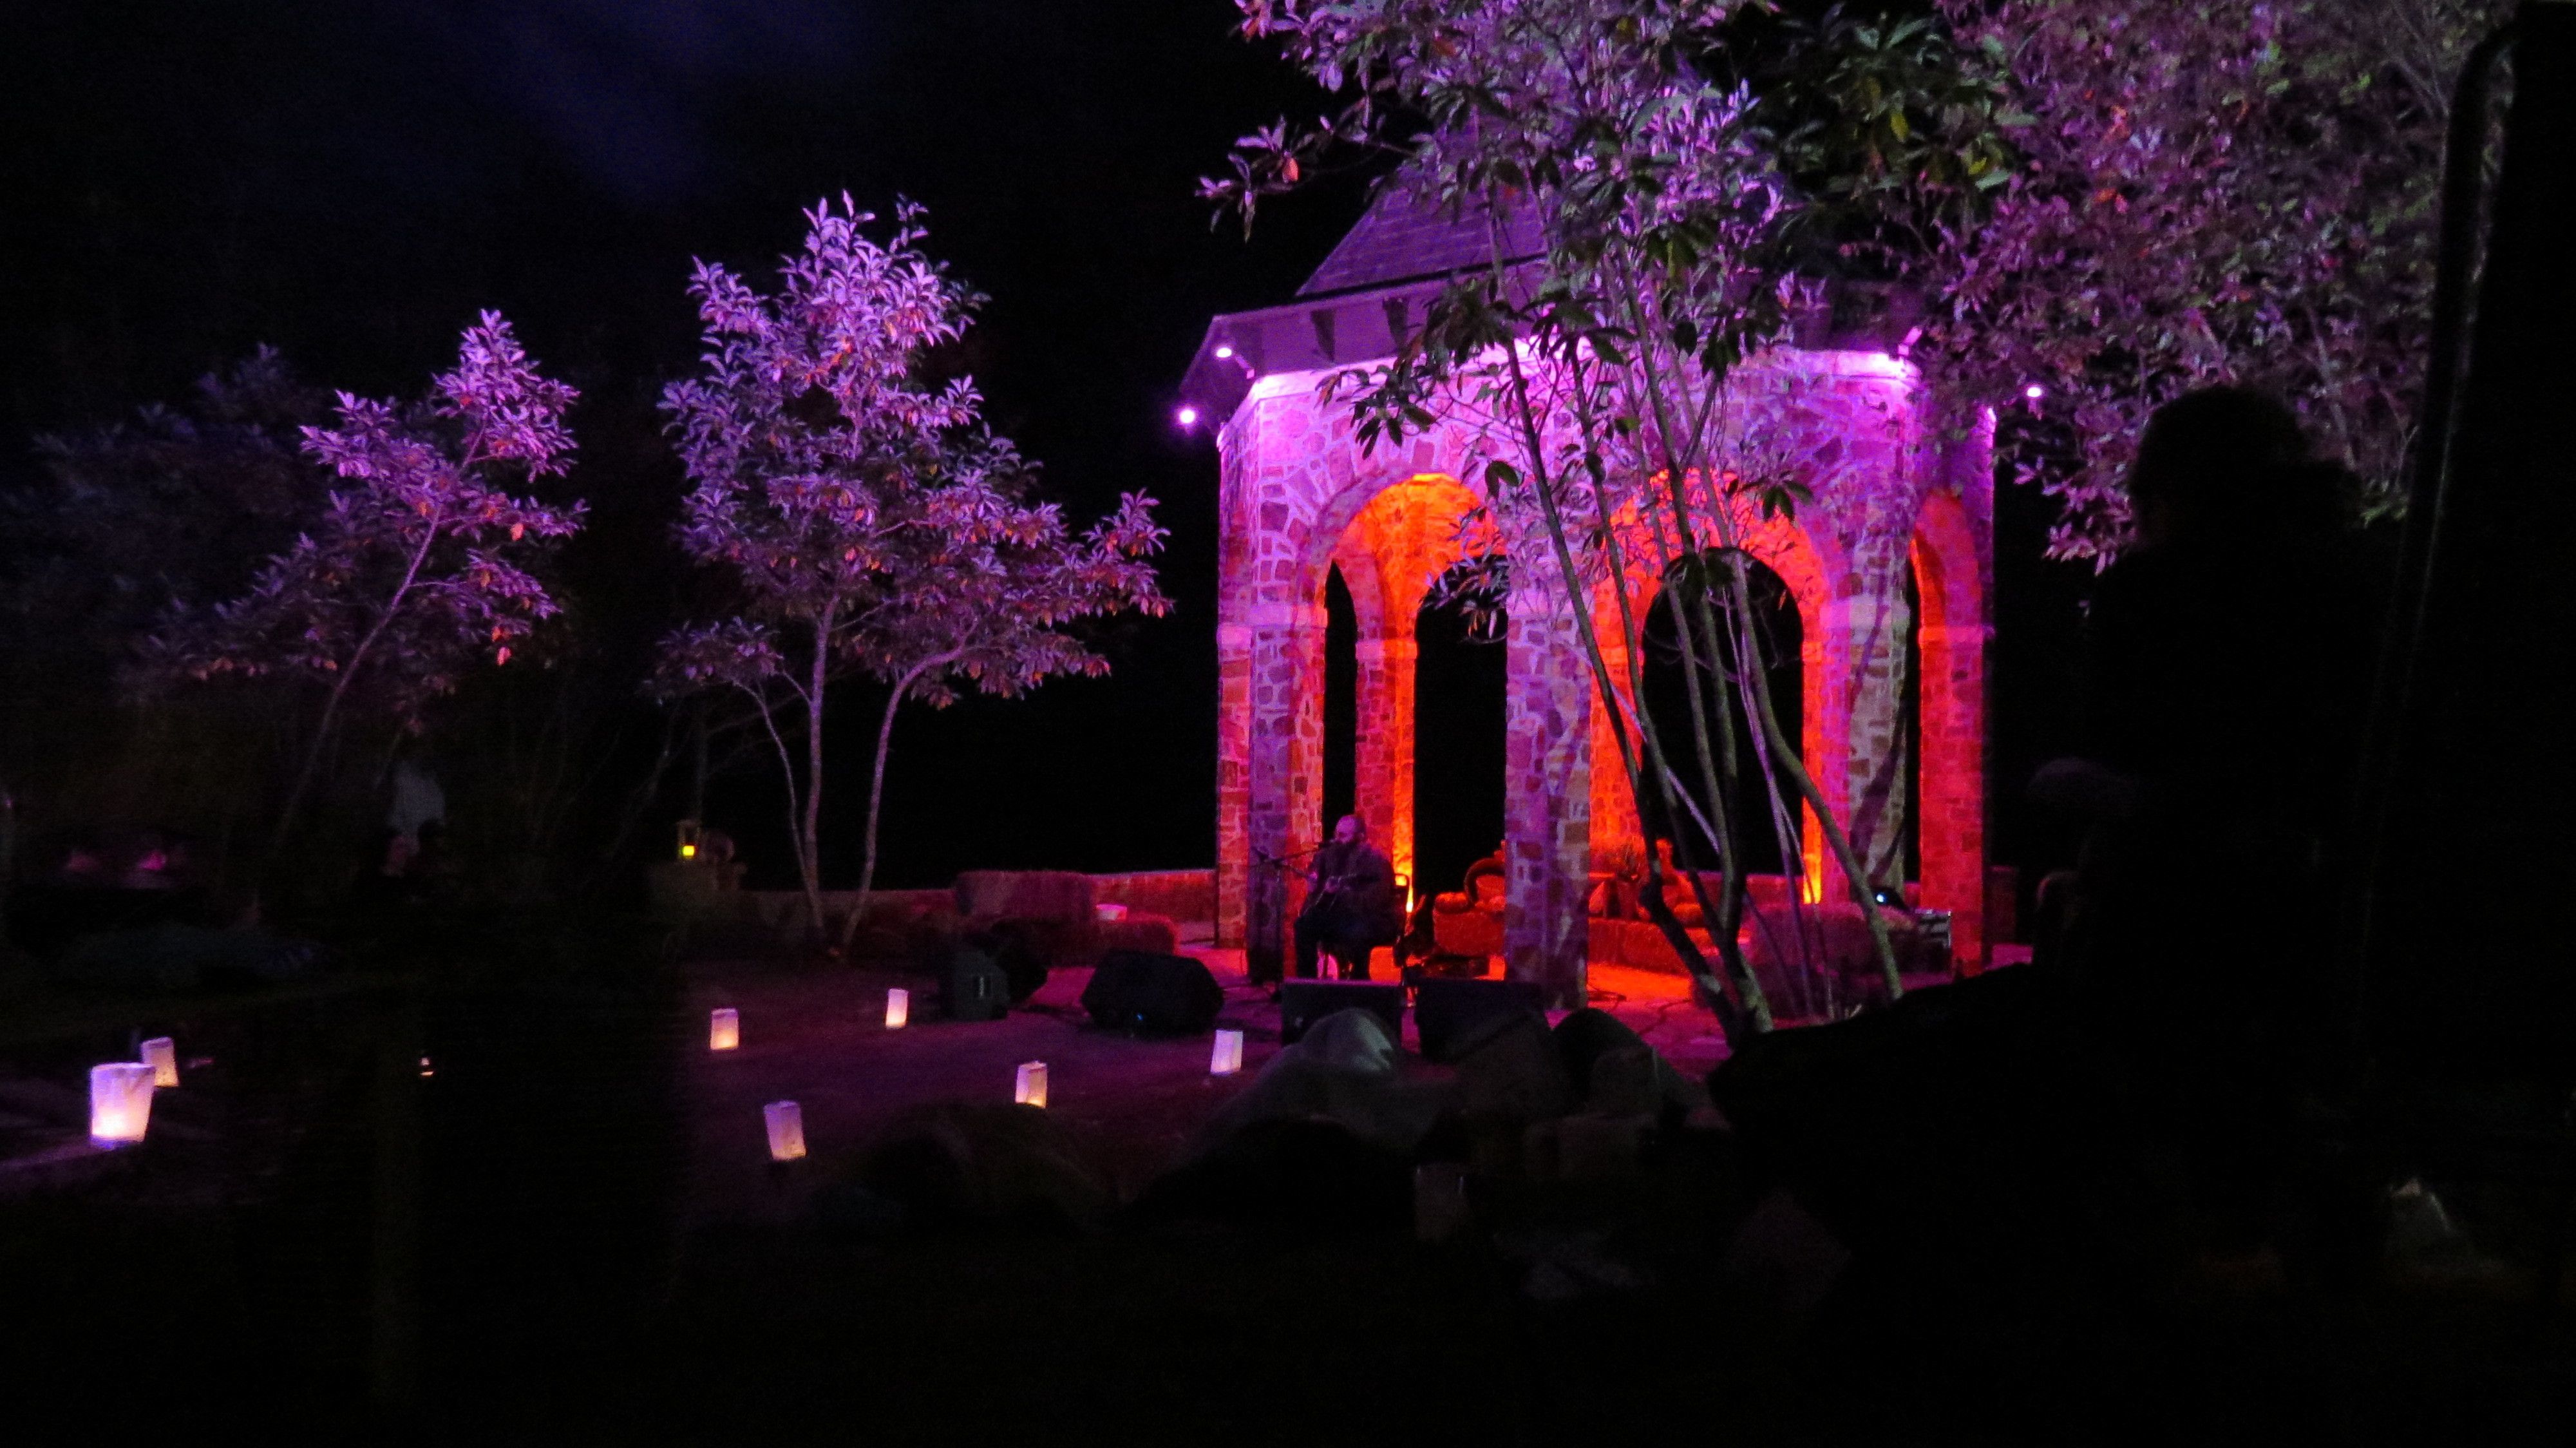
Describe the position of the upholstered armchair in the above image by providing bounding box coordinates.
[1429,849,1508,960]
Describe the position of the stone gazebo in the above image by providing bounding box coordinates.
[1182,196,1994,1002]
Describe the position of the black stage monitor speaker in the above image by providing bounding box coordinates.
[1082,949,1224,1035]
[1413,977,1547,1062]
[1278,980,1406,1045]
[944,946,1009,1022]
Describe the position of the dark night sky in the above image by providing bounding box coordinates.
[1,1,2087,899]
[1,1,1376,888]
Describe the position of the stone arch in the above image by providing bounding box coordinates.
[1585,504,1840,903]
[1315,473,1485,897]
[1209,358,1989,993]
[1910,488,1989,966]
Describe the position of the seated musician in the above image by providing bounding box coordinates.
[1294,814,1401,979]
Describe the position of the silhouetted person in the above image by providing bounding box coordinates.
[2038,385,2386,1247]
[1294,814,1400,979]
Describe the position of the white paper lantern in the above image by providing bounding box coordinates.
[139,1036,179,1089]
[709,1007,740,1053]
[1209,1029,1244,1076]
[762,1100,806,1161]
[90,1062,156,1148]
[884,988,910,1029]
[1014,1060,1049,1109]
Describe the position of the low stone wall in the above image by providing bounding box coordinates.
[735,887,950,940]
[1088,869,1215,924]
[729,870,1217,938]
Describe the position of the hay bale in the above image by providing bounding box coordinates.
[953,870,1095,924]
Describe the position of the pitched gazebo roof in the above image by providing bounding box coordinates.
[1296,187,1542,298]
[1179,187,1541,424]
[1181,185,1911,426]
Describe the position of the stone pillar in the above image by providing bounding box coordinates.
[1354,634,1418,896]
[1216,622,1253,947]
[1242,604,1327,981]
[1913,419,1994,967]
[1586,614,1644,877]
[1799,599,1844,903]
[1834,582,1914,893]
[1504,601,1593,1007]
[1918,620,1987,967]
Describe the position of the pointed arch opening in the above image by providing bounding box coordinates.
[1638,553,1806,881]
[1414,557,1508,904]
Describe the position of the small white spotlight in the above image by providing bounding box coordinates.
[1175,405,1200,428]
[2023,383,2046,400]
[1214,344,1235,359]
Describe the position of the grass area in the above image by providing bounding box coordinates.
[6,928,2576,1444]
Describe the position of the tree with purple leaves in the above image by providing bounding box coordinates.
[145,314,585,877]
[1921,0,2507,563]
[654,199,1168,945]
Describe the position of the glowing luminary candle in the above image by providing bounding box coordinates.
[139,1037,179,1089]
[709,1007,740,1053]
[762,1100,806,1161]
[1014,1061,1049,1109]
[90,1063,156,1148]
[884,988,910,1029]
[1209,1029,1245,1077]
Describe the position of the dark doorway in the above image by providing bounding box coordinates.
[1638,554,1804,877]
[1321,565,1358,833]
[1414,560,1507,901]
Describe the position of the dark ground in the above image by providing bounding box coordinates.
[5,935,2574,1445]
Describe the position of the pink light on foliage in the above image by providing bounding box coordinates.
[145,313,585,853]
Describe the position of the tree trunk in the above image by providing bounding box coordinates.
[795,629,830,946]
[838,658,954,953]
[263,504,444,888]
